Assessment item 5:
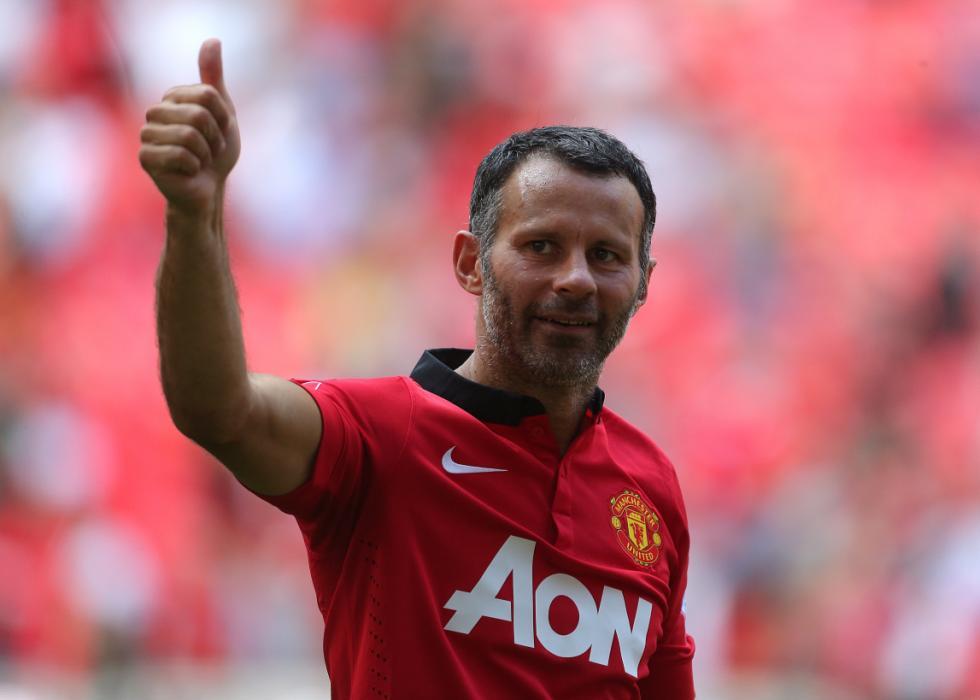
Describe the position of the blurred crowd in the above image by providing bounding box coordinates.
[0,0,978,698]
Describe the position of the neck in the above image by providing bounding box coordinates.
[456,347,597,454]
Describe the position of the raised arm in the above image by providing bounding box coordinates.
[140,38,321,496]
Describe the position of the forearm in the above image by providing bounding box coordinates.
[156,195,250,442]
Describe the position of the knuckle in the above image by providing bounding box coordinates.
[198,115,216,140]
[167,147,185,164]
[162,84,189,102]
[176,124,196,141]
[199,84,220,101]
[189,106,211,130]
[197,92,226,121]
[184,129,208,155]
[179,149,200,170]
[195,132,211,154]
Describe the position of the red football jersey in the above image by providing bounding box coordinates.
[260,349,695,699]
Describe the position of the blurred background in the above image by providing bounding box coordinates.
[0,0,978,698]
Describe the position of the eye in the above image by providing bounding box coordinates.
[592,247,619,263]
[528,240,553,254]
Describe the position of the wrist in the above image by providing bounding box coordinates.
[165,187,224,235]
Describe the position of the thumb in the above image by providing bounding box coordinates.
[198,38,230,99]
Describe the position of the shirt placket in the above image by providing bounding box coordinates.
[523,414,600,550]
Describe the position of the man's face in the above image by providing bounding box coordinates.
[479,156,648,386]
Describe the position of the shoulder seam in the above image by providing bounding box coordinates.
[390,376,416,466]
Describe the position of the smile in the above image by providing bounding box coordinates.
[536,316,595,328]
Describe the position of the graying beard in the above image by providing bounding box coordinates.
[479,270,625,389]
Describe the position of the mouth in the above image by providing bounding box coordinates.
[534,316,596,331]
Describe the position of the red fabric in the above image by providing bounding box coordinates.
[257,374,694,698]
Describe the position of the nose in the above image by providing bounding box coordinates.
[553,250,597,298]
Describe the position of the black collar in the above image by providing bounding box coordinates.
[410,348,605,426]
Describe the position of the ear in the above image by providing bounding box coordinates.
[453,230,484,296]
[634,257,656,309]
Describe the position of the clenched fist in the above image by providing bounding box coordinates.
[139,38,241,215]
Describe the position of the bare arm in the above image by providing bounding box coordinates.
[141,39,320,495]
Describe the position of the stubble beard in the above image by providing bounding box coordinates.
[479,261,638,389]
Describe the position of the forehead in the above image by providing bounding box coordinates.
[496,155,645,241]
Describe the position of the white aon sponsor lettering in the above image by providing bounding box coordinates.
[443,535,653,677]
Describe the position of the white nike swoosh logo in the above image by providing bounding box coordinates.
[441,447,508,474]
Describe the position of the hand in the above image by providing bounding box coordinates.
[139,38,241,216]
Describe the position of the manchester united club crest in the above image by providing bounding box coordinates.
[609,490,662,567]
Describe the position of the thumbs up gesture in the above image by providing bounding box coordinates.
[139,39,241,215]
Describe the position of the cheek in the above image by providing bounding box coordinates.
[495,268,549,302]
[599,273,642,305]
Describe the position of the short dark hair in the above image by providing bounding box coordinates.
[469,125,656,294]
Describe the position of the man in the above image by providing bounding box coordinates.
[140,38,695,699]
